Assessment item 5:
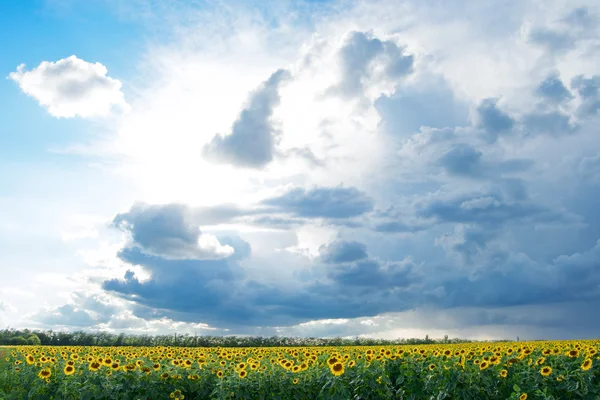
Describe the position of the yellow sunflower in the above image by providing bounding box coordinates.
[330,362,344,376]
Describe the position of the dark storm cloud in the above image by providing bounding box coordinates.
[260,186,375,219]
[202,69,291,169]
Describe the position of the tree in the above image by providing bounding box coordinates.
[9,336,27,345]
[26,334,41,345]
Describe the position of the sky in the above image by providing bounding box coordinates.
[1,0,599,341]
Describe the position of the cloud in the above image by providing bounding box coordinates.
[375,74,470,137]
[319,240,368,264]
[527,27,576,52]
[414,189,565,229]
[438,143,484,177]
[201,69,292,168]
[8,0,600,340]
[35,304,99,327]
[113,202,235,260]
[8,55,129,118]
[521,110,578,137]
[474,98,515,143]
[260,185,375,219]
[534,72,574,104]
[571,74,600,117]
[325,30,414,99]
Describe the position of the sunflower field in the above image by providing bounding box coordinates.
[1,340,599,399]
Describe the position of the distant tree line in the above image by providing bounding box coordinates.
[0,328,473,347]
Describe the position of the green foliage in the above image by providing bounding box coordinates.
[2,339,598,399]
[0,328,471,347]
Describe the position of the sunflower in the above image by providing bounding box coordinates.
[581,359,592,371]
[89,361,101,371]
[38,368,52,380]
[567,349,580,358]
[540,366,552,376]
[428,364,436,371]
[536,357,545,365]
[519,394,527,400]
[348,360,356,368]
[293,378,299,385]
[161,372,170,379]
[479,361,489,370]
[499,369,508,378]
[216,370,224,379]
[330,362,344,376]
[26,355,35,365]
[238,369,248,379]
[64,365,75,376]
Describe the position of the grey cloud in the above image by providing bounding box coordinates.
[535,73,574,104]
[438,143,483,177]
[521,111,578,137]
[319,240,368,264]
[475,98,515,143]
[327,31,414,98]
[202,69,291,168]
[562,7,595,28]
[375,76,469,137]
[113,202,234,260]
[260,186,375,219]
[528,28,575,52]
[415,190,561,228]
[571,74,600,117]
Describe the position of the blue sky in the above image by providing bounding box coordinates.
[1,0,600,341]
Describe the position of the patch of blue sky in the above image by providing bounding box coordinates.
[0,0,143,163]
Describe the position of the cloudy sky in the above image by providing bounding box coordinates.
[1,0,599,341]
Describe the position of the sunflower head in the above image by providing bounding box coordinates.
[581,359,593,371]
[330,362,344,376]
[540,366,552,376]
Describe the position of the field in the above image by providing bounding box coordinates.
[1,341,599,399]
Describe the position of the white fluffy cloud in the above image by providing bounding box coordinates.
[8,55,129,118]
